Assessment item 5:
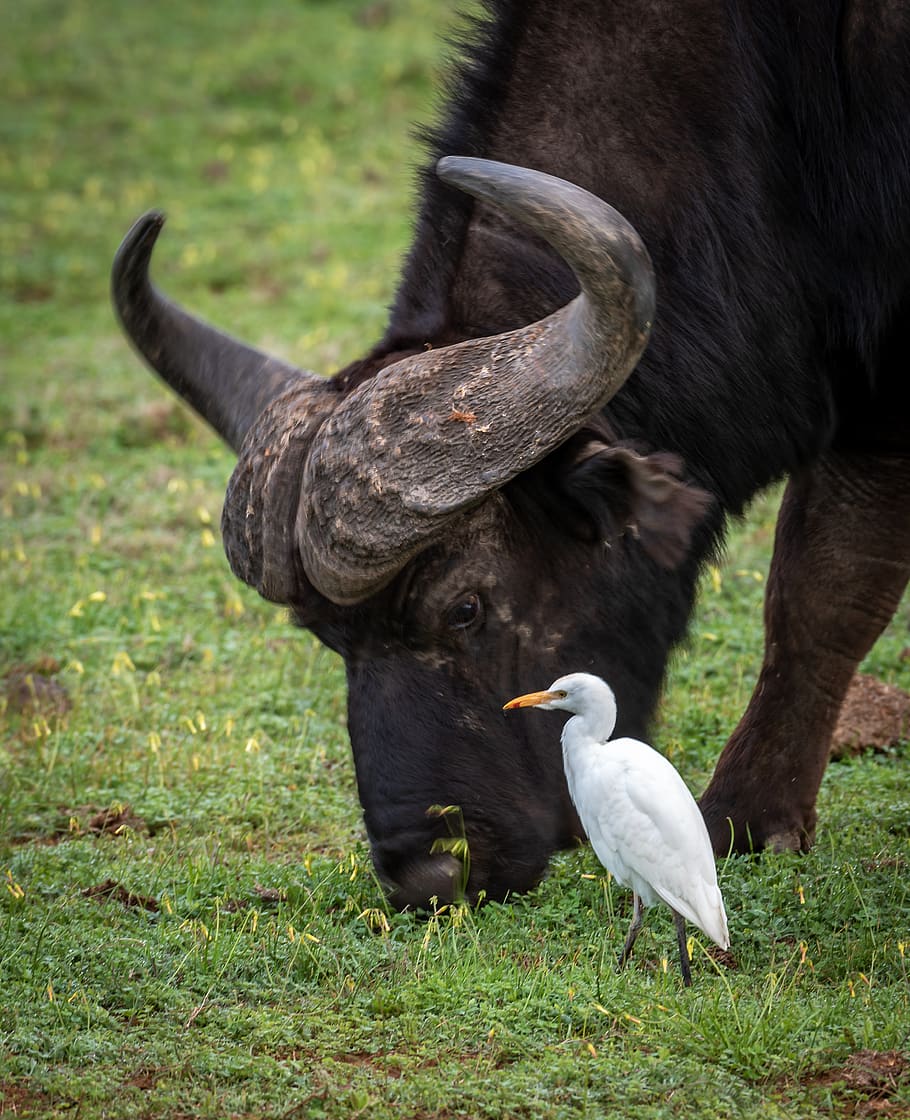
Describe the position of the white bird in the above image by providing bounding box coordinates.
[503,672,729,985]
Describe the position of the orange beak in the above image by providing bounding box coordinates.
[502,689,562,711]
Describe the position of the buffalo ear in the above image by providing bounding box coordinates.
[561,442,712,568]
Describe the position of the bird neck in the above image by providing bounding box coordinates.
[560,704,617,758]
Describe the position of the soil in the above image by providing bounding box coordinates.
[831,674,910,760]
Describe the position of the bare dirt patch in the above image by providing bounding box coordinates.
[9,802,148,848]
[831,674,910,760]
[82,879,159,912]
[3,657,71,720]
[221,883,287,912]
[797,1050,910,1117]
[0,1080,51,1117]
[706,946,738,970]
[82,803,147,836]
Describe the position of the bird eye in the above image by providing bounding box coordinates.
[446,593,482,630]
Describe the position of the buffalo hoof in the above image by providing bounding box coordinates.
[763,824,815,854]
[700,795,815,857]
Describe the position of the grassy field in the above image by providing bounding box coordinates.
[2,2,909,1117]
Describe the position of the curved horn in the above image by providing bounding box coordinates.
[296,158,655,604]
[113,211,339,607]
[112,211,320,453]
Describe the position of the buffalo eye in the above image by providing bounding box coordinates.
[446,593,482,631]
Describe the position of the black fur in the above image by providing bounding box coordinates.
[312,2,910,901]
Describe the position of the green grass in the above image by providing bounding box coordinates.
[2,2,910,1117]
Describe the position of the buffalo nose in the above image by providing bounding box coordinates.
[384,853,463,910]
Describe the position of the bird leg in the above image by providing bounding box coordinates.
[618,892,645,970]
[673,910,692,986]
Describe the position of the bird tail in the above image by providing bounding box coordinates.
[660,884,730,950]
[702,891,730,951]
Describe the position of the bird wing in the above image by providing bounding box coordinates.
[573,739,729,947]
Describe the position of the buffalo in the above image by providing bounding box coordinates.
[113,1,910,907]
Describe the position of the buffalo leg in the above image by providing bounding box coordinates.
[700,450,910,854]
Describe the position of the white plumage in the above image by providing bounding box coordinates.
[504,672,729,984]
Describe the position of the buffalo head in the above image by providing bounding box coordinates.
[113,159,709,906]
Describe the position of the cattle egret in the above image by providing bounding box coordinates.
[504,672,729,985]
